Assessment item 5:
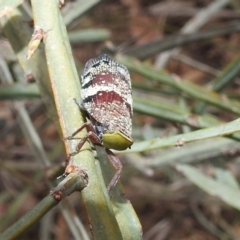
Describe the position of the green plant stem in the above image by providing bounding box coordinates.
[96,147,143,240]
[116,118,240,154]
[63,0,100,26]
[145,138,240,167]
[118,56,240,116]
[30,0,131,239]
[0,83,40,100]
[194,55,240,113]
[123,23,240,60]
[0,173,86,240]
[68,29,110,43]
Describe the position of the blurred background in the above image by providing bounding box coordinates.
[1,0,240,239]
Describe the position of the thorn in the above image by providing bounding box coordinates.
[56,173,67,180]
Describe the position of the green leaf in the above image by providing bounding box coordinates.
[176,164,240,210]
[215,168,240,190]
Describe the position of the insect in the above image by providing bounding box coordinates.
[67,54,133,191]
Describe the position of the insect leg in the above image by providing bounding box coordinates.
[66,122,95,140]
[105,149,122,191]
[69,131,101,156]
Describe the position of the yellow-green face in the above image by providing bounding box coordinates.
[102,130,133,151]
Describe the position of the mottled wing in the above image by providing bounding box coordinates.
[80,54,132,138]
